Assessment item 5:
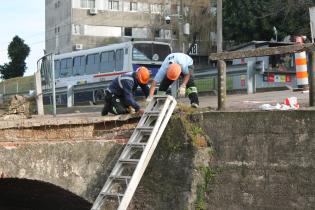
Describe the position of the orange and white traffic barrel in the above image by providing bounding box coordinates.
[294,36,309,89]
[294,51,309,89]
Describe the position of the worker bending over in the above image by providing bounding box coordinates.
[148,53,199,108]
[101,67,150,116]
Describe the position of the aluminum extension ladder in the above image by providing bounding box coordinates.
[91,95,177,210]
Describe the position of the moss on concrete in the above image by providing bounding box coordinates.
[130,110,217,210]
[175,104,211,148]
[195,166,217,210]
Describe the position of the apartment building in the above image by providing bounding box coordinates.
[45,0,215,60]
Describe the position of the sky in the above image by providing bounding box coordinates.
[0,0,45,76]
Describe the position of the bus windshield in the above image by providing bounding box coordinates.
[132,43,171,62]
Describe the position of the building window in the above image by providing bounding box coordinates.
[54,1,61,8]
[130,2,137,11]
[109,0,119,10]
[81,0,95,8]
[73,25,81,35]
[124,27,132,36]
[150,3,162,14]
[154,29,160,38]
[138,2,149,12]
[55,26,60,34]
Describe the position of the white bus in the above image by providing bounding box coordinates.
[44,41,171,105]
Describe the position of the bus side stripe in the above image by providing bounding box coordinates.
[93,71,128,78]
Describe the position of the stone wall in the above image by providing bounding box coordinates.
[130,111,315,210]
[0,115,139,206]
[197,111,315,210]
[1,111,315,210]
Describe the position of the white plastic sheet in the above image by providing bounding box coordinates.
[259,97,299,110]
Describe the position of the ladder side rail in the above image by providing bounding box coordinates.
[136,96,168,128]
[115,97,171,163]
[117,97,177,210]
[91,96,172,210]
[100,96,167,178]
[141,99,177,165]
[91,112,152,210]
[132,98,177,182]
[138,99,176,160]
[116,97,173,210]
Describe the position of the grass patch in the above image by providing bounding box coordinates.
[195,76,234,92]
[176,105,209,148]
[195,167,217,210]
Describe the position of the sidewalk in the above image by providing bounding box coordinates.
[50,90,313,117]
[179,90,311,110]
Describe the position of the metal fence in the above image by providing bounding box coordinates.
[0,62,298,108]
[37,53,56,116]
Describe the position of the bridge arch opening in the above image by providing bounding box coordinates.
[0,178,91,210]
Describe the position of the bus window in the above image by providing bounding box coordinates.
[54,60,60,79]
[86,53,100,74]
[132,44,151,61]
[60,58,72,77]
[100,51,115,73]
[152,44,171,61]
[73,56,85,76]
[115,49,124,71]
[132,43,171,62]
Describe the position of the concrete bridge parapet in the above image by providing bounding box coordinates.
[0,113,140,206]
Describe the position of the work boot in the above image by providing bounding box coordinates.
[191,103,199,108]
[188,92,199,108]
[102,90,112,116]
[101,105,109,116]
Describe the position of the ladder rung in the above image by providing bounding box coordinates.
[154,96,168,99]
[109,175,131,180]
[91,95,177,210]
[145,110,160,116]
[136,126,154,132]
[119,158,139,164]
[102,192,124,197]
[127,142,147,147]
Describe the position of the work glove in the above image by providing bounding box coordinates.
[178,85,186,98]
[145,96,153,106]
[127,106,135,114]
[146,96,153,103]
[137,109,145,115]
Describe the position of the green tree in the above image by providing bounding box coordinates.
[223,0,315,44]
[0,36,30,79]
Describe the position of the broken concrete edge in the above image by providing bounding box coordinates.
[0,112,141,130]
[0,107,311,130]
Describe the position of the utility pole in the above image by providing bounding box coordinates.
[217,0,223,53]
[178,0,184,52]
[310,51,315,106]
[216,0,226,110]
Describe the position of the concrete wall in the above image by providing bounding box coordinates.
[1,111,314,209]
[0,115,139,206]
[128,111,315,210]
[197,111,315,210]
[45,0,72,54]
